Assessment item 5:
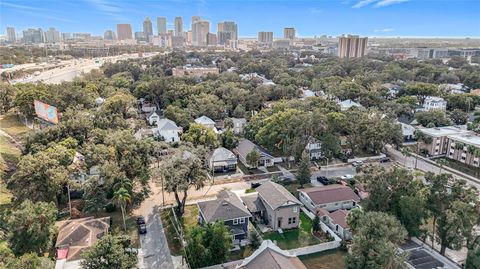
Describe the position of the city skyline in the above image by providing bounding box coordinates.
[1,0,480,38]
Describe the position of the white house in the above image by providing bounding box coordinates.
[208,147,238,173]
[147,111,161,125]
[194,115,217,132]
[338,99,364,111]
[299,185,360,213]
[399,122,415,142]
[305,137,322,160]
[423,96,447,111]
[230,118,247,135]
[139,98,158,113]
[155,118,182,143]
[300,89,316,99]
[317,208,352,240]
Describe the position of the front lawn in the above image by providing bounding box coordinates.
[181,205,199,230]
[262,212,328,250]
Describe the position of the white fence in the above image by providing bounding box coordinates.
[289,240,341,256]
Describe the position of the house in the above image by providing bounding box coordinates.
[338,99,364,111]
[234,139,277,168]
[195,115,217,132]
[399,122,415,142]
[382,83,402,99]
[439,83,470,94]
[147,111,161,125]
[242,181,302,230]
[197,190,252,241]
[155,118,182,143]
[305,137,322,160]
[172,66,220,77]
[239,73,275,86]
[299,185,360,213]
[139,98,158,113]
[235,240,307,269]
[316,208,352,240]
[300,89,316,99]
[209,147,238,173]
[230,118,247,135]
[55,217,110,267]
[423,96,447,111]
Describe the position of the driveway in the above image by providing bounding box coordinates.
[138,205,173,269]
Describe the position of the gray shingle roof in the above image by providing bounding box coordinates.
[256,181,301,210]
[195,115,215,125]
[237,240,307,269]
[241,193,266,213]
[210,147,236,162]
[198,190,251,223]
[157,118,181,131]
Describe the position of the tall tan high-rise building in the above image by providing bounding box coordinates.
[7,27,16,43]
[338,35,368,58]
[174,17,183,36]
[143,17,153,41]
[283,27,295,40]
[192,20,209,46]
[157,17,167,35]
[258,31,273,46]
[117,24,133,40]
[217,21,237,45]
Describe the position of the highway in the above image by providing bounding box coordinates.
[10,52,160,85]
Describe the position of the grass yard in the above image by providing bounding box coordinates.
[437,157,480,178]
[160,208,184,256]
[262,212,327,250]
[282,182,313,198]
[0,113,29,138]
[300,249,347,269]
[181,205,199,230]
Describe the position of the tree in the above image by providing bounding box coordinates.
[220,128,238,149]
[404,82,438,103]
[346,211,407,269]
[296,151,311,188]
[2,252,54,269]
[182,123,219,148]
[8,200,57,255]
[0,83,15,113]
[14,83,50,117]
[185,222,232,268]
[249,231,262,249]
[246,150,260,168]
[466,236,480,269]
[82,177,108,215]
[81,235,138,269]
[312,214,321,233]
[398,195,428,237]
[162,148,208,216]
[415,110,451,127]
[449,109,468,125]
[113,187,131,231]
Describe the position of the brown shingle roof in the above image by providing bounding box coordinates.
[198,190,251,223]
[256,181,301,210]
[328,210,349,229]
[300,185,360,205]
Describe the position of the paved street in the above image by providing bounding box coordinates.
[137,205,173,269]
[310,166,357,186]
[386,145,480,190]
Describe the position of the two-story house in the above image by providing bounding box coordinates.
[316,208,352,240]
[197,190,252,241]
[154,118,182,143]
[242,181,302,230]
[299,185,360,213]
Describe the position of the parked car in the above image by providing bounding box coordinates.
[352,161,364,167]
[251,182,262,189]
[379,157,391,163]
[136,216,145,225]
[340,174,354,180]
[138,223,147,234]
[277,176,295,185]
[316,176,330,185]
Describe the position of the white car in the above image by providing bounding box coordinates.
[340,174,354,180]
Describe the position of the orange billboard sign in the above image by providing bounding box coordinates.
[34,100,59,124]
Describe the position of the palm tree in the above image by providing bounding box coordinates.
[437,159,447,174]
[113,177,132,194]
[113,187,131,231]
[401,147,412,167]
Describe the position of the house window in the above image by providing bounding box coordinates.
[233,219,239,225]
[240,218,245,224]
[293,206,298,213]
[292,217,296,224]
[288,218,292,224]
[336,225,339,231]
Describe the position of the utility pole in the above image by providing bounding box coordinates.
[67,184,72,217]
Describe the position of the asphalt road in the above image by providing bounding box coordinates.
[139,205,174,269]
[310,166,357,186]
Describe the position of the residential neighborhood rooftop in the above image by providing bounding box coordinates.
[256,181,301,210]
[418,125,471,137]
[198,190,251,223]
[300,185,360,205]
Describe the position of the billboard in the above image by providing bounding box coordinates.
[34,100,59,124]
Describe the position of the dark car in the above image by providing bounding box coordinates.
[136,216,146,225]
[278,176,295,185]
[251,182,262,189]
[316,176,330,185]
[379,157,391,163]
[138,223,147,234]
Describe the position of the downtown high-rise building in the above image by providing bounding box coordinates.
[157,17,167,35]
[207,32,217,46]
[338,35,368,58]
[258,31,273,46]
[22,28,44,43]
[62,33,71,41]
[6,27,16,43]
[217,21,237,45]
[104,29,116,40]
[174,17,183,36]
[143,17,153,41]
[117,24,133,40]
[192,18,209,46]
[45,27,61,43]
[283,27,295,40]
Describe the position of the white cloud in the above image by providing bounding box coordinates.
[375,0,410,7]
[352,0,377,8]
[374,28,394,32]
[309,7,323,14]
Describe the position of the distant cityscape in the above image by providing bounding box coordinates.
[2,15,480,60]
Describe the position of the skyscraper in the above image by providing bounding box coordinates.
[338,35,368,58]
[45,27,61,43]
[258,31,273,46]
[117,24,133,40]
[207,33,217,46]
[217,21,237,45]
[61,33,71,41]
[283,27,295,40]
[174,17,183,36]
[6,27,16,43]
[104,30,116,40]
[22,28,44,44]
[157,17,167,35]
[192,19,209,46]
[143,17,153,41]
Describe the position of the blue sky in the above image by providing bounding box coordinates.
[1,0,479,37]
